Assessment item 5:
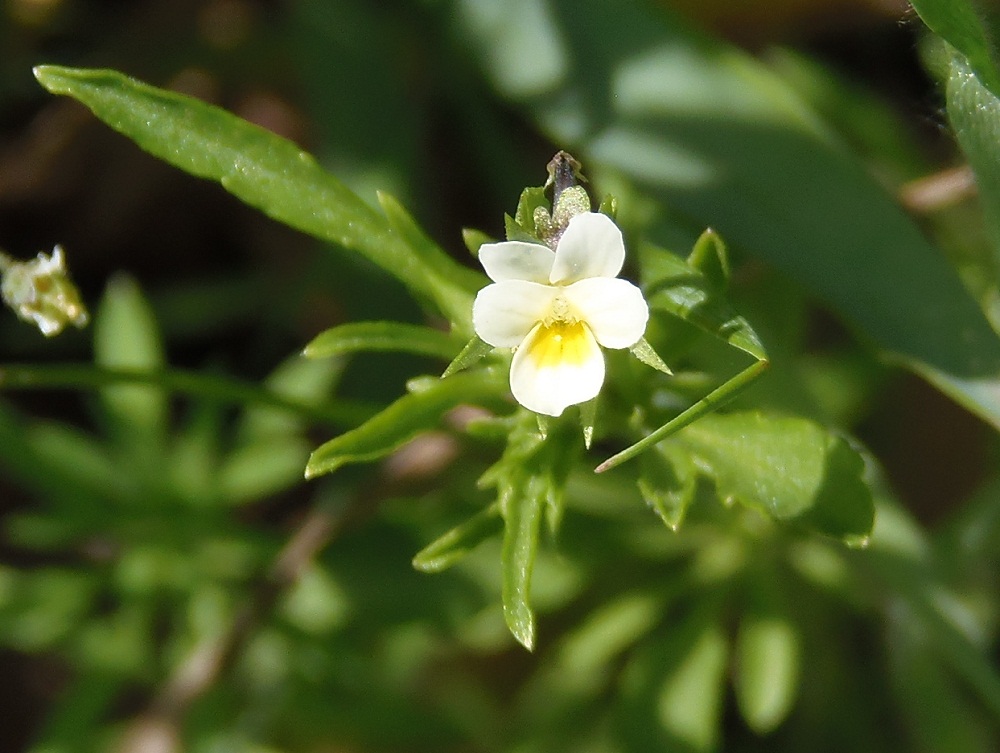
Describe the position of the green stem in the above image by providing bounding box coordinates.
[595,358,769,473]
[0,363,374,427]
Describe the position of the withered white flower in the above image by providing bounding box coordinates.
[473,212,649,416]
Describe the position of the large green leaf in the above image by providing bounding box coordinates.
[910,0,1000,98]
[452,0,1000,429]
[33,65,481,329]
[677,412,874,542]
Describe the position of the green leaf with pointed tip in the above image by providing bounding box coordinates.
[454,0,1000,429]
[687,228,729,290]
[462,228,494,256]
[629,336,673,375]
[305,369,501,478]
[33,65,478,327]
[638,444,697,531]
[642,242,767,362]
[94,275,166,450]
[500,472,546,651]
[412,501,502,573]
[303,321,458,361]
[910,0,1000,98]
[442,335,495,377]
[678,411,874,541]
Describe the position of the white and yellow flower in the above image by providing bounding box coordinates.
[473,212,649,417]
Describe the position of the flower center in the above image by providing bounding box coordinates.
[542,292,577,328]
[523,320,592,369]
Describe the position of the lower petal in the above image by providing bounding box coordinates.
[509,321,605,416]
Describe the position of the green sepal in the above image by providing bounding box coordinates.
[687,228,730,290]
[629,337,673,375]
[442,335,495,378]
[305,369,500,478]
[598,193,618,220]
[579,397,598,449]
[303,321,458,361]
[514,186,550,238]
[504,213,543,244]
[411,501,503,573]
[462,228,494,257]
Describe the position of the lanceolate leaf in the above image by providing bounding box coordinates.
[305,369,501,478]
[33,65,479,328]
[677,412,874,542]
[303,321,459,361]
[412,501,502,573]
[910,0,1000,98]
[500,473,546,651]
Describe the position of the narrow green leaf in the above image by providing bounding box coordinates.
[734,591,801,734]
[655,619,729,752]
[442,335,495,377]
[910,0,1000,98]
[94,275,166,448]
[500,473,546,651]
[33,65,478,326]
[305,369,500,478]
[679,412,875,542]
[411,501,503,573]
[303,321,458,361]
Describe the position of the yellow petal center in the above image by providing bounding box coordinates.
[522,320,593,369]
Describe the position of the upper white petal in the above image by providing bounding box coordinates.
[509,323,605,416]
[563,277,649,349]
[479,240,555,283]
[473,280,557,348]
[549,212,626,285]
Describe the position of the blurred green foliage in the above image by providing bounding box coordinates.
[1,1,1000,752]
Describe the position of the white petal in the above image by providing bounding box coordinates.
[549,212,625,285]
[564,277,649,349]
[509,321,605,416]
[479,240,555,283]
[473,280,557,348]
